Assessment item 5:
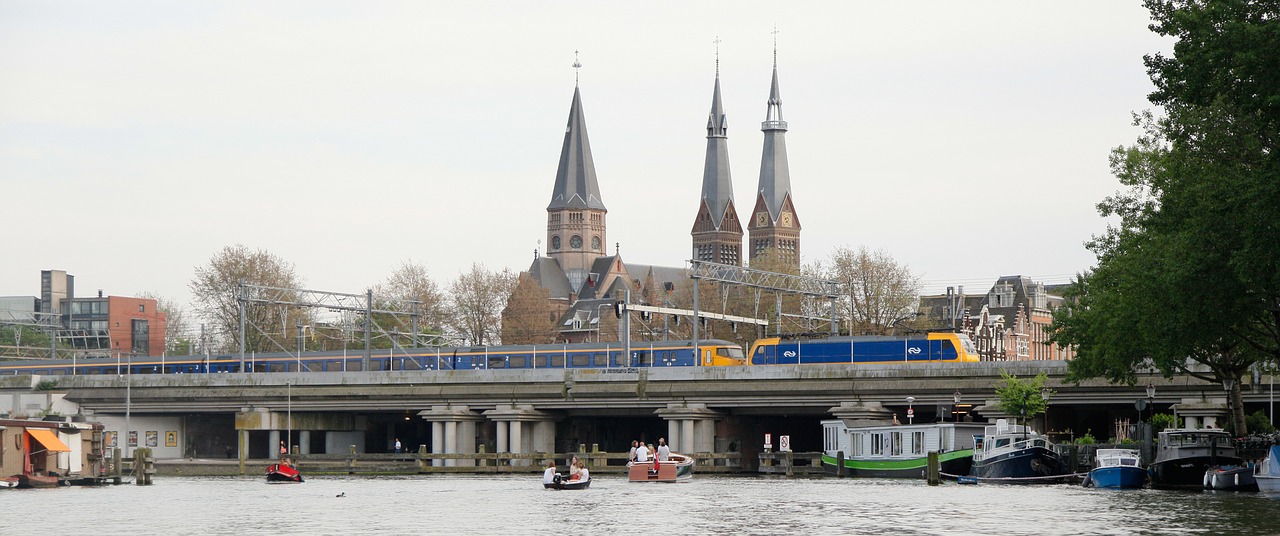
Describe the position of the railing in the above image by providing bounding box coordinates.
[283,446,745,475]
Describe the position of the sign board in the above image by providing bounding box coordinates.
[764,433,772,449]
[907,408,915,417]
[780,435,791,452]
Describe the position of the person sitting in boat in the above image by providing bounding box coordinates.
[543,460,558,485]
[635,442,651,463]
[568,458,582,481]
[577,461,590,482]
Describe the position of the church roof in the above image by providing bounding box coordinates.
[547,86,607,211]
[527,256,572,300]
[700,74,736,229]
[756,65,793,220]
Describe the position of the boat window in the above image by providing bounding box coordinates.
[892,432,904,456]
[871,433,884,456]
[912,432,925,455]
[994,438,1011,449]
[853,434,865,457]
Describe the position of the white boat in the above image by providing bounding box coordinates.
[821,420,986,479]
[1255,445,1280,492]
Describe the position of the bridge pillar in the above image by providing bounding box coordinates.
[483,405,559,467]
[418,405,484,467]
[657,403,721,455]
[828,401,894,427]
[1172,396,1229,429]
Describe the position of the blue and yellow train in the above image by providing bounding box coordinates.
[0,331,979,376]
[746,332,980,365]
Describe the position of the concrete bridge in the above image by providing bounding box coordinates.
[2,362,1269,470]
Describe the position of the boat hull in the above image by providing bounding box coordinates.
[970,446,1068,483]
[1150,455,1242,490]
[543,478,591,490]
[15,474,61,489]
[1257,475,1280,492]
[1204,466,1258,491]
[266,464,304,483]
[628,455,693,483]
[821,450,974,479]
[1089,466,1147,489]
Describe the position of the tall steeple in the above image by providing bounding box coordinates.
[691,38,743,265]
[547,52,607,290]
[748,33,801,267]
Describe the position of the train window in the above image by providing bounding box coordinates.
[509,356,526,368]
[571,354,590,367]
[717,346,745,359]
[372,360,388,371]
[613,352,630,367]
[267,363,285,373]
[633,351,652,366]
[347,361,363,372]
[550,355,565,368]
[593,353,609,367]
[489,357,507,369]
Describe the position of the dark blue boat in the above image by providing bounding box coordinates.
[1087,449,1147,489]
[969,420,1068,483]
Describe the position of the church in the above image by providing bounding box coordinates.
[520,50,804,343]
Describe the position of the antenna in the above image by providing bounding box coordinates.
[573,50,582,86]
[771,26,780,67]
[713,36,722,76]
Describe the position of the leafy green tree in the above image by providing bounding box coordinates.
[995,370,1050,428]
[1051,1,1280,434]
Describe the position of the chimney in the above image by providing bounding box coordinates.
[98,289,103,298]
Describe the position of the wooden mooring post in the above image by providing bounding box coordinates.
[926,451,940,486]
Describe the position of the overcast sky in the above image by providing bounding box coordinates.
[1,1,1172,315]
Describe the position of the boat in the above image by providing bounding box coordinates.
[265,462,304,483]
[15,473,61,488]
[1205,464,1257,491]
[968,419,1068,483]
[1085,448,1147,489]
[627,453,693,482]
[1254,445,1280,492]
[1149,428,1240,490]
[0,476,17,488]
[543,474,591,490]
[820,419,986,479]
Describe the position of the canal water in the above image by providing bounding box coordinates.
[4,475,1280,535]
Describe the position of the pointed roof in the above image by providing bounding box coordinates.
[700,74,735,228]
[527,256,572,300]
[757,65,792,219]
[548,86,607,211]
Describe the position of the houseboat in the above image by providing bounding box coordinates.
[1149,428,1240,490]
[821,419,986,479]
[969,419,1069,483]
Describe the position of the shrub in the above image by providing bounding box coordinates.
[1246,410,1276,435]
[1075,430,1097,445]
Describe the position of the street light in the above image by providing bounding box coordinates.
[1145,383,1156,422]
[906,396,915,425]
[1223,377,1235,430]
[1040,388,1052,434]
[951,391,962,422]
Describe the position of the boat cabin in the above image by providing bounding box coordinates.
[972,419,1056,463]
[1154,428,1235,462]
[822,420,985,460]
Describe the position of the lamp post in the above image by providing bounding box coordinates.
[1040,388,1052,434]
[1222,377,1235,430]
[951,391,962,422]
[1145,383,1156,423]
[906,396,915,425]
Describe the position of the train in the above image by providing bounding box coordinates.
[0,332,980,376]
[746,332,980,365]
[0,338,747,376]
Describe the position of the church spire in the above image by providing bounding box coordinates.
[749,32,800,266]
[692,38,743,265]
[547,79,606,211]
[547,52,608,290]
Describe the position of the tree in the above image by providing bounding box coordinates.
[500,273,558,345]
[819,246,921,335]
[1051,2,1280,433]
[138,291,193,355]
[447,263,516,345]
[995,370,1051,429]
[371,260,448,347]
[189,244,307,353]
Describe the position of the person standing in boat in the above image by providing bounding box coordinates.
[280,441,288,458]
[656,438,671,461]
[628,440,639,464]
[543,460,558,485]
[636,442,650,463]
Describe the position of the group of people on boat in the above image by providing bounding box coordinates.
[542,455,590,485]
[627,438,671,466]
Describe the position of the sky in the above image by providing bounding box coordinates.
[0,1,1172,320]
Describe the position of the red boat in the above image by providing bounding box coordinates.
[266,463,303,483]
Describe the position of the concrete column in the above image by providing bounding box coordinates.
[668,419,680,451]
[657,403,722,455]
[299,430,311,454]
[509,421,523,461]
[458,421,477,467]
[431,421,444,467]
[444,421,458,467]
[532,421,556,456]
[681,420,695,453]
[694,419,715,453]
[495,421,509,453]
[482,404,559,468]
[268,430,280,458]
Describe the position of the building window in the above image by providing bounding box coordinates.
[139,304,145,313]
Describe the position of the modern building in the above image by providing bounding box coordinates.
[0,270,166,358]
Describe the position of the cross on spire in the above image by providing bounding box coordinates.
[713,36,722,76]
[573,50,582,86]
[771,26,780,67]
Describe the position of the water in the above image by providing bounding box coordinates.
[4,475,1280,535]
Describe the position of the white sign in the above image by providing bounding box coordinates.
[780,435,791,452]
[764,433,772,449]
[907,408,915,417]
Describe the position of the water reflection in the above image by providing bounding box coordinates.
[3,476,1279,535]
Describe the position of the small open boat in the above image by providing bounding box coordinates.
[266,463,304,483]
[15,474,61,489]
[543,474,591,490]
[628,453,693,483]
[1205,465,1258,491]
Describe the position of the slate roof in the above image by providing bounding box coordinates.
[700,74,736,229]
[756,65,792,220]
[547,86,607,211]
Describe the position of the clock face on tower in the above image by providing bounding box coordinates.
[780,213,792,227]
[756,212,768,226]
[570,235,583,249]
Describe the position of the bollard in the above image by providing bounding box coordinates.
[785,450,794,477]
[836,450,846,478]
[591,443,600,468]
[926,451,940,486]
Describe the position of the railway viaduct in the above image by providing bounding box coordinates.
[2,361,1269,467]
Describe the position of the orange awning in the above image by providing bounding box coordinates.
[27,428,71,452]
